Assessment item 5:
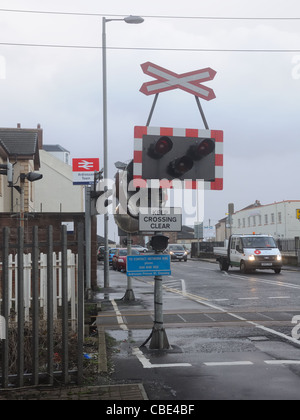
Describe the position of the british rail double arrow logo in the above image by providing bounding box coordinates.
[140,61,216,101]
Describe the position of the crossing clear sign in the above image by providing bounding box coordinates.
[127,255,171,277]
[139,207,182,232]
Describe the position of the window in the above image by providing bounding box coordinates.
[242,218,245,228]
[278,212,282,224]
[236,238,242,252]
[271,213,275,224]
[231,238,236,250]
[265,214,268,225]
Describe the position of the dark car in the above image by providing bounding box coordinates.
[112,248,140,272]
[97,246,105,261]
[167,244,188,262]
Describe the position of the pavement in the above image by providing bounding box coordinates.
[0,267,150,401]
[0,384,148,400]
[1,258,299,400]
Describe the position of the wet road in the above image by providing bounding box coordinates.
[97,260,300,400]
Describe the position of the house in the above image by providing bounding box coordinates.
[35,149,84,213]
[43,144,70,165]
[0,124,84,215]
[216,200,300,242]
[0,124,98,288]
[0,124,42,213]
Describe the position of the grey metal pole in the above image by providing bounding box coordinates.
[102,16,143,289]
[77,223,85,385]
[102,17,110,288]
[150,274,170,350]
[17,227,24,387]
[149,239,170,350]
[123,233,135,301]
[85,186,92,291]
[2,227,9,388]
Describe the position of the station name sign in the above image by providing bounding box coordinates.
[139,207,182,232]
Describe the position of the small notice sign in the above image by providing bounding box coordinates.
[127,255,171,277]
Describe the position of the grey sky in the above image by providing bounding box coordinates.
[0,0,299,239]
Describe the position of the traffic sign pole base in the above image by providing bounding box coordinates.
[149,327,170,350]
[122,289,136,302]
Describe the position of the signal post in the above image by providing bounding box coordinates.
[113,61,223,350]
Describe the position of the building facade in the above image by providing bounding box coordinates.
[216,200,300,241]
[35,149,84,213]
[0,124,98,288]
[0,124,84,215]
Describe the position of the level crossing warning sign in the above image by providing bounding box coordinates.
[139,207,182,232]
[140,62,216,101]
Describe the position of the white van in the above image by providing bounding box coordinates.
[214,234,282,274]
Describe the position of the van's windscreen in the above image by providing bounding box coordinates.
[241,237,277,249]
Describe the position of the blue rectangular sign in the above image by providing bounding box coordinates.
[127,255,171,277]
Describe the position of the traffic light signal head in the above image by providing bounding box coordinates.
[133,126,223,190]
[150,234,169,252]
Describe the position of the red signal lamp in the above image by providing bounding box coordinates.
[148,136,173,159]
[191,139,215,160]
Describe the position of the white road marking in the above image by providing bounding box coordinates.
[167,285,300,347]
[238,297,260,300]
[205,360,300,367]
[265,360,300,365]
[111,299,128,331]
[212,299,229,302]
[204,361,254,367]
[133,347,192,369]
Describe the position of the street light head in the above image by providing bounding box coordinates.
[124,15,144,24]
[114,161,128,170]
[21,172,43,182]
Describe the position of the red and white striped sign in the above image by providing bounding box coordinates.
[140,62,216,101]
[133,126,223,190]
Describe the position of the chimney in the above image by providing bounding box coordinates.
[37,123,43,149]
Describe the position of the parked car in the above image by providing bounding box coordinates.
[131,245,148,253]
[167,244,188,262]
[109,248,117,265]
[112,248,140,272]
[97,246,104,261]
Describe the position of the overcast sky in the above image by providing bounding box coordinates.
[0,0,300,240]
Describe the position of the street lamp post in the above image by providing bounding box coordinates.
[102,15,144,288]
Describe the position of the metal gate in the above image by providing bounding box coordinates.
[0,224,85,388]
